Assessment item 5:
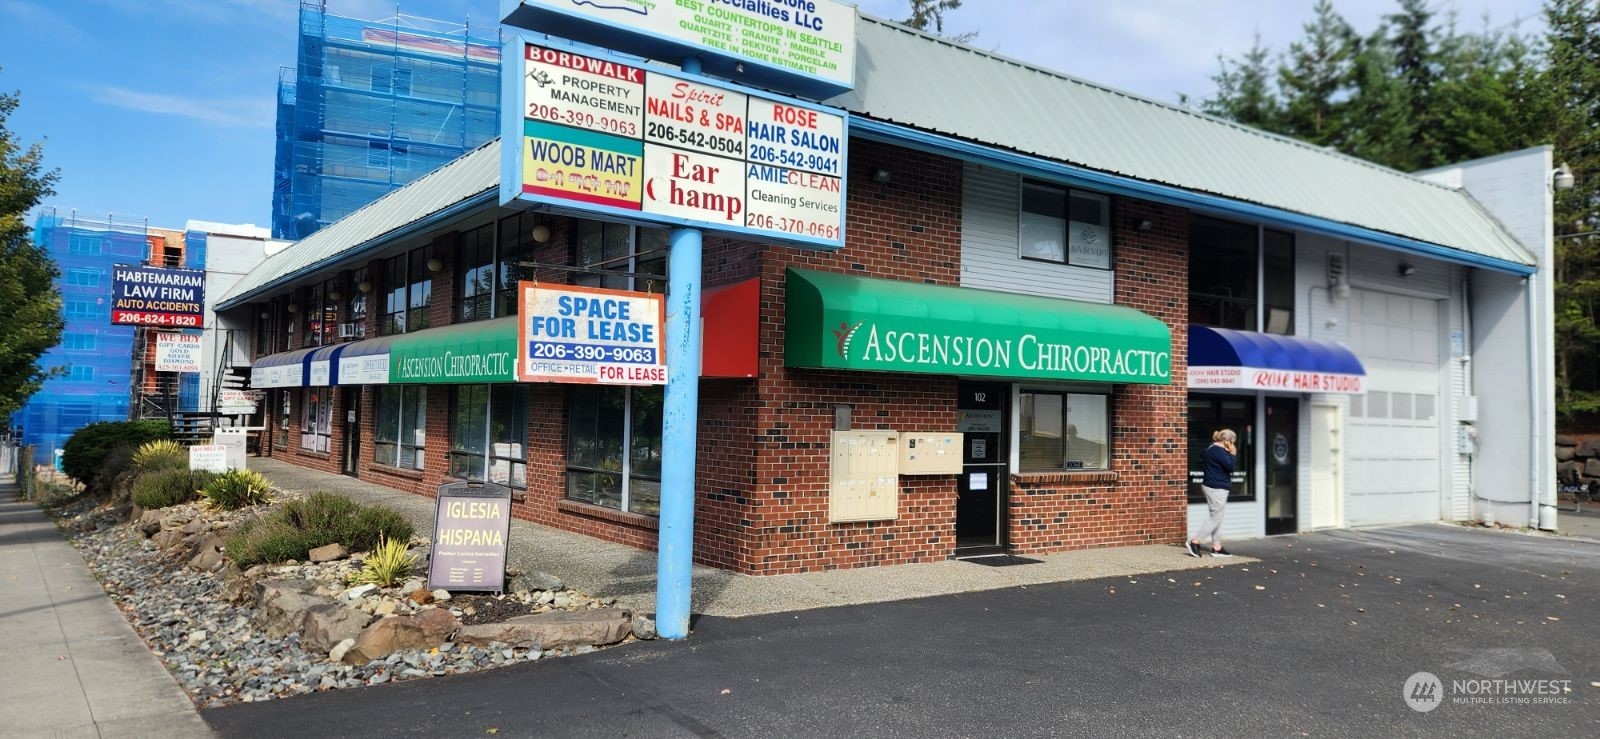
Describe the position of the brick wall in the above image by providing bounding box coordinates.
[1006,198,1190,554]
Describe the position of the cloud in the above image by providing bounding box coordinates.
[90,86,275,129]
[0,0,87,44]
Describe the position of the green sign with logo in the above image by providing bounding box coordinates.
[784,269,1171,384]
[388,317,519,384]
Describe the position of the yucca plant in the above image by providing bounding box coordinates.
[130,439,188,472]
[201,468,274,510]
[349,536,418,588]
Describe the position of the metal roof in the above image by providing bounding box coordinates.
[830,17,1534,268]
[217,139,500,309]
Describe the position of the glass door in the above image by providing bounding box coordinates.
[342,387,361,476]
[1265,396,1298,534]
[956,381,1008,553]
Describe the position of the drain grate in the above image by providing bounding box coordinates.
[959,554,1043,567]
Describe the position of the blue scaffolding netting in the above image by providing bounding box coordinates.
[271,1,501,239]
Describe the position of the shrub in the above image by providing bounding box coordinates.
[349,536,417,587]
[131,440,188,473]
[201,468,273,510]
[224,492,415,568]
[131,468,214,510]
[62,420,170,492]
[99,443,140,500]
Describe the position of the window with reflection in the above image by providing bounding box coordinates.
[449,384,527,488]
[459,224,495,322]
[1187,395,1255,502]
[1020,181,1112,269]
[375,386,426,470]
[1189,216,1296,334]
[1019,388,1111,471]
[566,385,662,515]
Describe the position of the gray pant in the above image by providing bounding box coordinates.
[1195,485,1229,547]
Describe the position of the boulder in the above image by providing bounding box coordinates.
[1558,460,1585,484]
[342,609,461,665]
[1578,439,1600,459]
[253,580,334,639]
[151,529,186,550]
[1556,434,1576,447]
[1556,445,1576,463]
[630,615,657,641]
[137,510,165,537]
[328,638,356,663]
[509,571,564,595]
[1585,458,1600,479]
[219,562,257,605]
[455,608,632,650]
[181,518,209,535]
[308,543,348,563]
[187,534,228,573]
[300,604,374,654]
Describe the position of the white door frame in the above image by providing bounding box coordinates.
[1308,403,1342,529]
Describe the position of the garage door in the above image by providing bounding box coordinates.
[1345,290,1441,525]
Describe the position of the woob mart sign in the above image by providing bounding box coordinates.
[501,0,858,97]
[517,283,668,385]
[505,41,846,250]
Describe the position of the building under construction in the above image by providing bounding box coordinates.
[271,0,501,239]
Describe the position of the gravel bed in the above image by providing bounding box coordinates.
[45,496,618,709]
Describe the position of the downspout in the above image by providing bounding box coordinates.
[1526,273,1542,529]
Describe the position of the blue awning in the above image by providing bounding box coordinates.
[250,347,318,389]
[1187,326,1366,394]
[308,344,345,387]
[335,334,399,386]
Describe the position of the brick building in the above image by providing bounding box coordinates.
[218,17,1558,575]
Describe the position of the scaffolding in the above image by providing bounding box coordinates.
[272,0,501,239]
[14,208,147,463]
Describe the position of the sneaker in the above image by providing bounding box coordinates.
[1209,547,1234,558]
[1185,540,1201,558]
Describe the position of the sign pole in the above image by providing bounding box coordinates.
[655,51,706,637]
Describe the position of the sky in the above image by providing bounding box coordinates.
[0,0,1549,232]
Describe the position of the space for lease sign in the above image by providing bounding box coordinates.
[517,283,668,385]
[509,42,846,249]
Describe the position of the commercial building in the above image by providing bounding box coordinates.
[221,15,1557,574]
[271,1,500,239]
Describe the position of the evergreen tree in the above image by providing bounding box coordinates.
[1342,27,1417,167]
[1386,0,1442,166]
[903,0,976,42]
[0,67,64,419]
[1201,33,1282,129]
[1277,0,1359,146]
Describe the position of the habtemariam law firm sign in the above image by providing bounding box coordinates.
[501,0,858,98]
[500,40,847,250]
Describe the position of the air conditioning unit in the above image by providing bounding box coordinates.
[338,322,364,339]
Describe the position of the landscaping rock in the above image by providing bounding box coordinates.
[253,580,334,639]
[456,609,631,650]
[408,589,434,605]
[342,609,461,666]
[509,571,564,594]
[1586,458,1600,479]
[151,529,186,550]
[1559,461,1584,484]
[301,604,374,654]
[1557,445,1576,462]
[1579,439,1600,459]
[630,615,657,640]
[1556,434,1576,447]
[219,562,256,605]
[137,510,165,537]
[431,589,451,602]
[308,543,348,563]
[187,534,228,573]
[328,638,355,663]
[340,584,378,602]
[181,519,209,535]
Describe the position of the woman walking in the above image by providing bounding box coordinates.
[1188,429,1237,558]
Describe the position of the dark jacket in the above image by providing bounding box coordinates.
[1201,444,1235,490]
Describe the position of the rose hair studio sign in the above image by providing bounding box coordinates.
[1189,366,1366,394]
[110,264,206,327]
[518,283,668,385]
[501,41,846,250]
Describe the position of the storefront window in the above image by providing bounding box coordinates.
[301,387,332,453]
[375,386,426,470]
[1263,229,1295,335]
[1019,181,1111,270]
[1187,395,1254,502]
[496,213,534,317]
[277,390,293,448]
[1189,217,1295,333]
[1018,389,1110,471]
[574,221,668,291]
[380,247,432,335]
[449,385,527,487]
[566,385,662,515]
[347,267,368,337]
[459,224,495,322]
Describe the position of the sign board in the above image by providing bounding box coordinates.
[338,353,391,385]
[250,363,301,389]
[504,40,846,250]
[518,282,669,385]
[212,429,248,469]
[427,481,513,592]
[216,389,260,415]
[110,264,205,327]
[501,0,858,98]
[188,444,229,473]
[154,333,202,372]
[1188,366,1365,395]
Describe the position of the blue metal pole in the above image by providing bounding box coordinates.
[656,224,703,639]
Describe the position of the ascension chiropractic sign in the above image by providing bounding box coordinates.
[518,282,669,385]
[784,269,1173,385]
[502,41,846,250]
[501,0,858,97]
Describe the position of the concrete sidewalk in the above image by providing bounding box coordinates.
[0,476,212,739]
[249,457,1246,619]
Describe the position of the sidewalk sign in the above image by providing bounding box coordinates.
[427,481,513,592]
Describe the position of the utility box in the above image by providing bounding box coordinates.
[899,432,963,475]
[829,430,899,522]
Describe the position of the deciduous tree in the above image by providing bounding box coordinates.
[0,67,63,419]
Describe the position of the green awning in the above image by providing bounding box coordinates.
[784,268,1171,384]
[388,316,519,384]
